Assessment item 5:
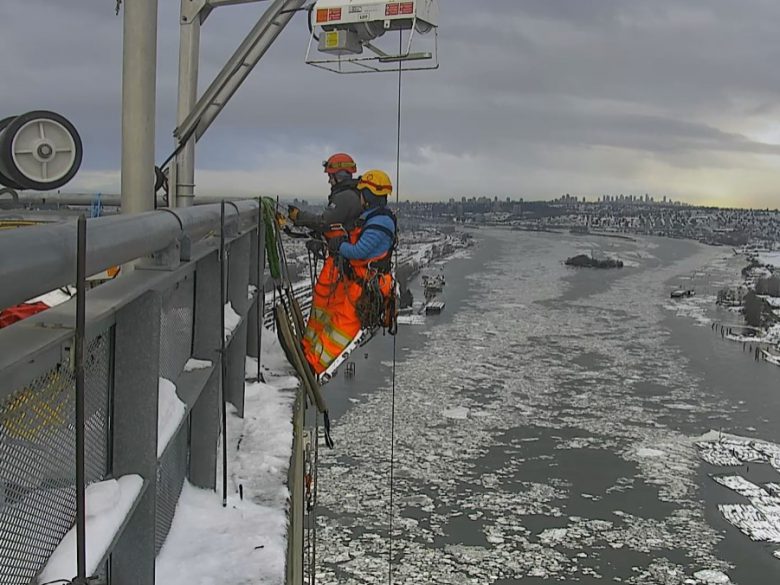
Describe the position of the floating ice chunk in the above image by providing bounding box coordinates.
[184,358,212,372]
[443,407,469,420]
[397,315,426,325]
[158,378,186,457]
[719,504,780,543]
[538,527,568,545]
[712,475,769,499]
[693,569,731,584]
[406,494,433,508]
[331,551,351,563]
[636,448,665,458]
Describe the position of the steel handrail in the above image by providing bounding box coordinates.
[0,200,258,309]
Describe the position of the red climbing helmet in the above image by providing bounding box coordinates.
[322,153,357,175]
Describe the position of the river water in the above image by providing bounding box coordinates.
[314,229,780,585]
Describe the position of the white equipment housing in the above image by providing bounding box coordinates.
[306,0,439,74]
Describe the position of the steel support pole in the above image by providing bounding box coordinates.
[172,0,202,208]
[220,202,228,507]
[121,0,158,214]
[257,202,265,381]
[74,215,87,585]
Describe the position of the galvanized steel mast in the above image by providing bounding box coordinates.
[121,0,158,215]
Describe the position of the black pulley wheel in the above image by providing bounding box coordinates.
[0,117,25,190]
[0,110,83,191]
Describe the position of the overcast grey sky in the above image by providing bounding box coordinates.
[2,0,780,207]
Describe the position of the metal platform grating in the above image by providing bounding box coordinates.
[0,332,112,585]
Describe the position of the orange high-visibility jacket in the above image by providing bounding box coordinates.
[302,217,395,375]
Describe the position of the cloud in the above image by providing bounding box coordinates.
[2,0,780,208]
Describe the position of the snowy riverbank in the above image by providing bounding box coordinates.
[715,248,780,365]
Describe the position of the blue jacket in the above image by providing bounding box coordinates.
[339,208,396,260]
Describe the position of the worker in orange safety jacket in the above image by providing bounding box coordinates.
[301,169,397,376]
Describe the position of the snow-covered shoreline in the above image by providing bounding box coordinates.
[714,248,780,365]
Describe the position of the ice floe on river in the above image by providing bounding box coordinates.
[315,234,742,584]
[697,432,780,545]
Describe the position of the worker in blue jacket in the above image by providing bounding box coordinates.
[321,169,397,335]
[328,169,396,263]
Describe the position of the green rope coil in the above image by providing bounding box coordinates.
[261,197,282,280]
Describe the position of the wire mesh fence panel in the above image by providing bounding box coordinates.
[0,332,112,585]
[263,282,312,331]
[159,276,195,383]
[154,422,188,554]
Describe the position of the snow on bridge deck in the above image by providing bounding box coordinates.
[156,327,299,585]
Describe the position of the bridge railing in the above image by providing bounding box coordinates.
[0,201,303,585]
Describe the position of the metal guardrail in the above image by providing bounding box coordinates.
[0,200,258,311]
[0,202,305,585]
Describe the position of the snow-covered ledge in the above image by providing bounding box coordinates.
[37,475,145,584]
[156,326,301,585]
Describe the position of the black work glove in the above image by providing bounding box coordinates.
[328,235,347,256]
[306,238,326,260]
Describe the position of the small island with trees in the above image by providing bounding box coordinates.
[565,253,624,269]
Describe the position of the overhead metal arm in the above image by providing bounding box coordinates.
[208,0,276,8]
[174,0,306,144]
[181,0,276,24]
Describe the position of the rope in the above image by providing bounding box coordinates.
[261,197,282,279]
[387,29,403,585]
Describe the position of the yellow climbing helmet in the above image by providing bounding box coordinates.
[357,169,393,197]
